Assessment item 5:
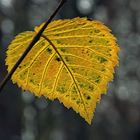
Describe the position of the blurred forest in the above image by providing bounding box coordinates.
[0,0,140,140]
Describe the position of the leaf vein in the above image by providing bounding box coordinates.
[73,73,99,90]
[38,53,56,95]
[67,64,109,78]
[51,64,64,98]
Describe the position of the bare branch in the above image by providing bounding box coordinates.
[0,0,67,93]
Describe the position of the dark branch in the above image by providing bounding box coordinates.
[0,0,67,93]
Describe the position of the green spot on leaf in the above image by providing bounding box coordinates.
[47,48,52,54]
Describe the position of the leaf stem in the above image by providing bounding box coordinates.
[0,0,67,93]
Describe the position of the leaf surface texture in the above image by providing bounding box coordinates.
[6,18,119,124]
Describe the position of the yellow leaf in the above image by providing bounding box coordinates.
[6,17,119,124]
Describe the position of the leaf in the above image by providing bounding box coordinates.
[6,17,119,124]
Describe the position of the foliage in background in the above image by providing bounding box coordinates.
[0,0,140,140]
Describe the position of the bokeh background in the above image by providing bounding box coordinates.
[0,0,140,140]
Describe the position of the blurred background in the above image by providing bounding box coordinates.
[0,0,140,140]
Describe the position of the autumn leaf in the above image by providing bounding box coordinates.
[6,17,119,124]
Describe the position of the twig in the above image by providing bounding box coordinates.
[0,0,67,93]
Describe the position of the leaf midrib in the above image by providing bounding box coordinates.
[41,34,90,121]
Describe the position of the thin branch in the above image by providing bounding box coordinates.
[0,0,67,93]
